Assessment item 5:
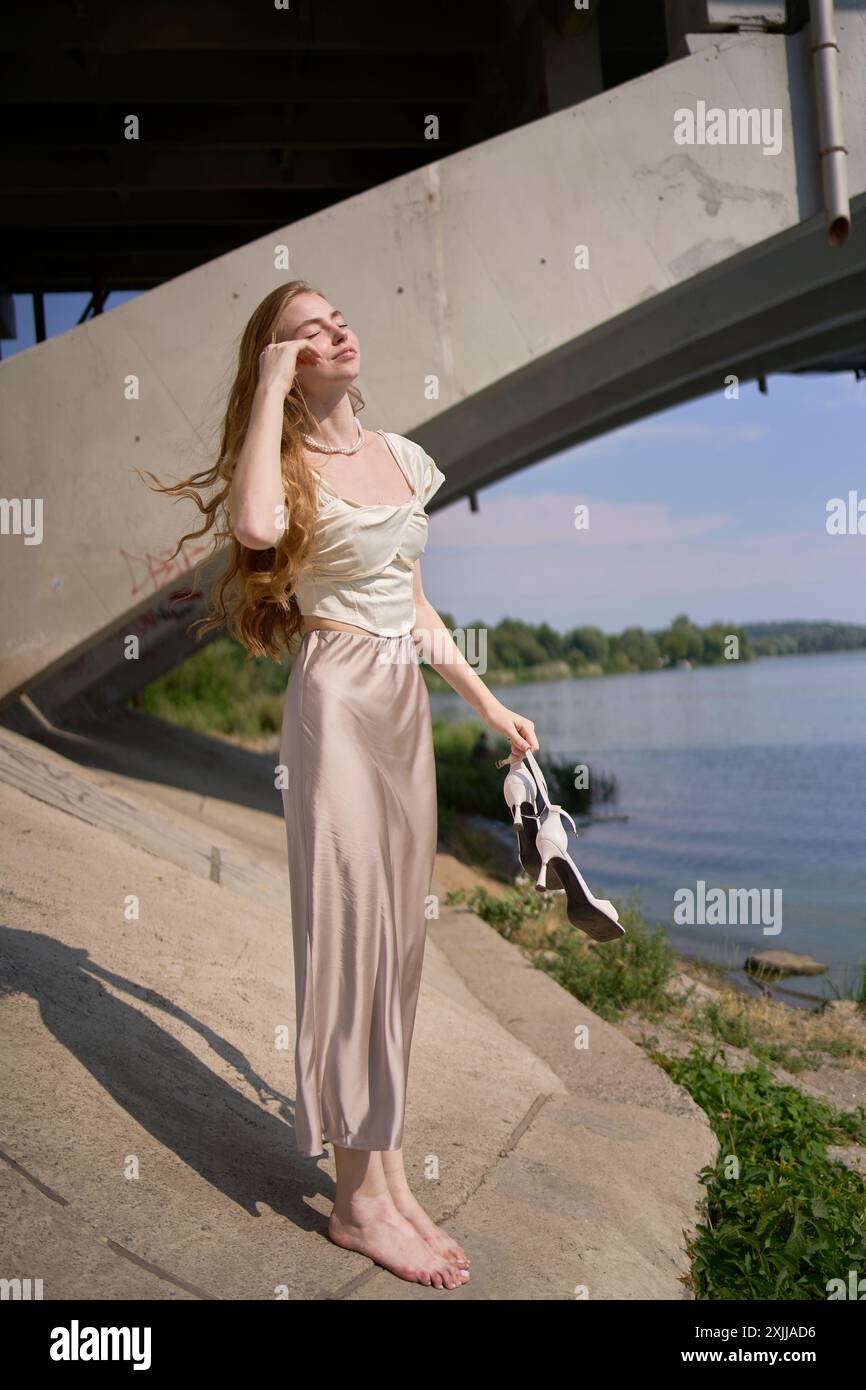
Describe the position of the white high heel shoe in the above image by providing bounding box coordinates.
[521,748,625,943]
[496,751,564,890]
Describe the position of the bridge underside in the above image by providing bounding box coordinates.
[2,15,865,721]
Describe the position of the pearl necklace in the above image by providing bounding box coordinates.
[301,418,365,454]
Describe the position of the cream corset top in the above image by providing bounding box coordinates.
[293,430,446,637]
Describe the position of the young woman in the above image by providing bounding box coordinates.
[150,280,538,1291]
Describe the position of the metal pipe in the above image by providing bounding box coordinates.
[32,291,46,343]
[809,0,850,246]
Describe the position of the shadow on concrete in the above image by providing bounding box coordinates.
[5,705,284,821]
[0,922,333,1223]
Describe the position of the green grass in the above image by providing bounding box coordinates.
[534,893,678,1021]
[445,882,678,1020]
[688,1000,863,1075]
[136,636,289,739]
[444,880,556,941]
[652,1044,866,1299]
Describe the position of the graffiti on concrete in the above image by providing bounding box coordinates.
[119,537,214,598]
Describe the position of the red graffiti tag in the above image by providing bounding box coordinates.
[119,538,213,598]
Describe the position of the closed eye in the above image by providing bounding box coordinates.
[305,322,348,338]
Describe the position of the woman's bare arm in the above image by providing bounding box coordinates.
[229,339,323,549]
[411,561,538,755]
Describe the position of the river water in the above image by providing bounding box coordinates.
[429,649,866,1001]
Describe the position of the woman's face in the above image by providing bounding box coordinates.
[275,291,360,385]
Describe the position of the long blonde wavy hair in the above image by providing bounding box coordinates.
[141,279,364,661]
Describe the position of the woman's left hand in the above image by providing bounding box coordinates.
[483,700,539,757]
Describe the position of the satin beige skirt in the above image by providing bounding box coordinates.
[279,627,438,1158]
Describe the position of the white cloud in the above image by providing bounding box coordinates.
[424,495,864,630]
[569,416,770,459]
[624,420,769,443]
[429,489,731,551]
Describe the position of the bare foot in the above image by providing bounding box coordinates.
[328,1192,470,1289]
[384,1180,470,1267]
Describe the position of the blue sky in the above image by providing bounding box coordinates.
[425,373,866,634]
[7,291,864,636]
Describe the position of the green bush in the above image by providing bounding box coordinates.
[535,893,677,1021]
[654,1044,866,1299]
[444,880,554,940]
[136,635,289,738]
[432,719,617,821]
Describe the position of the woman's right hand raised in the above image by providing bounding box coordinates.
[257,338,325,395]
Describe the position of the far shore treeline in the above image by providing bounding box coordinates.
[423,615,866,681]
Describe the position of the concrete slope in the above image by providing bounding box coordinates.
[0,718,715,1299]
[3,19,866,712]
